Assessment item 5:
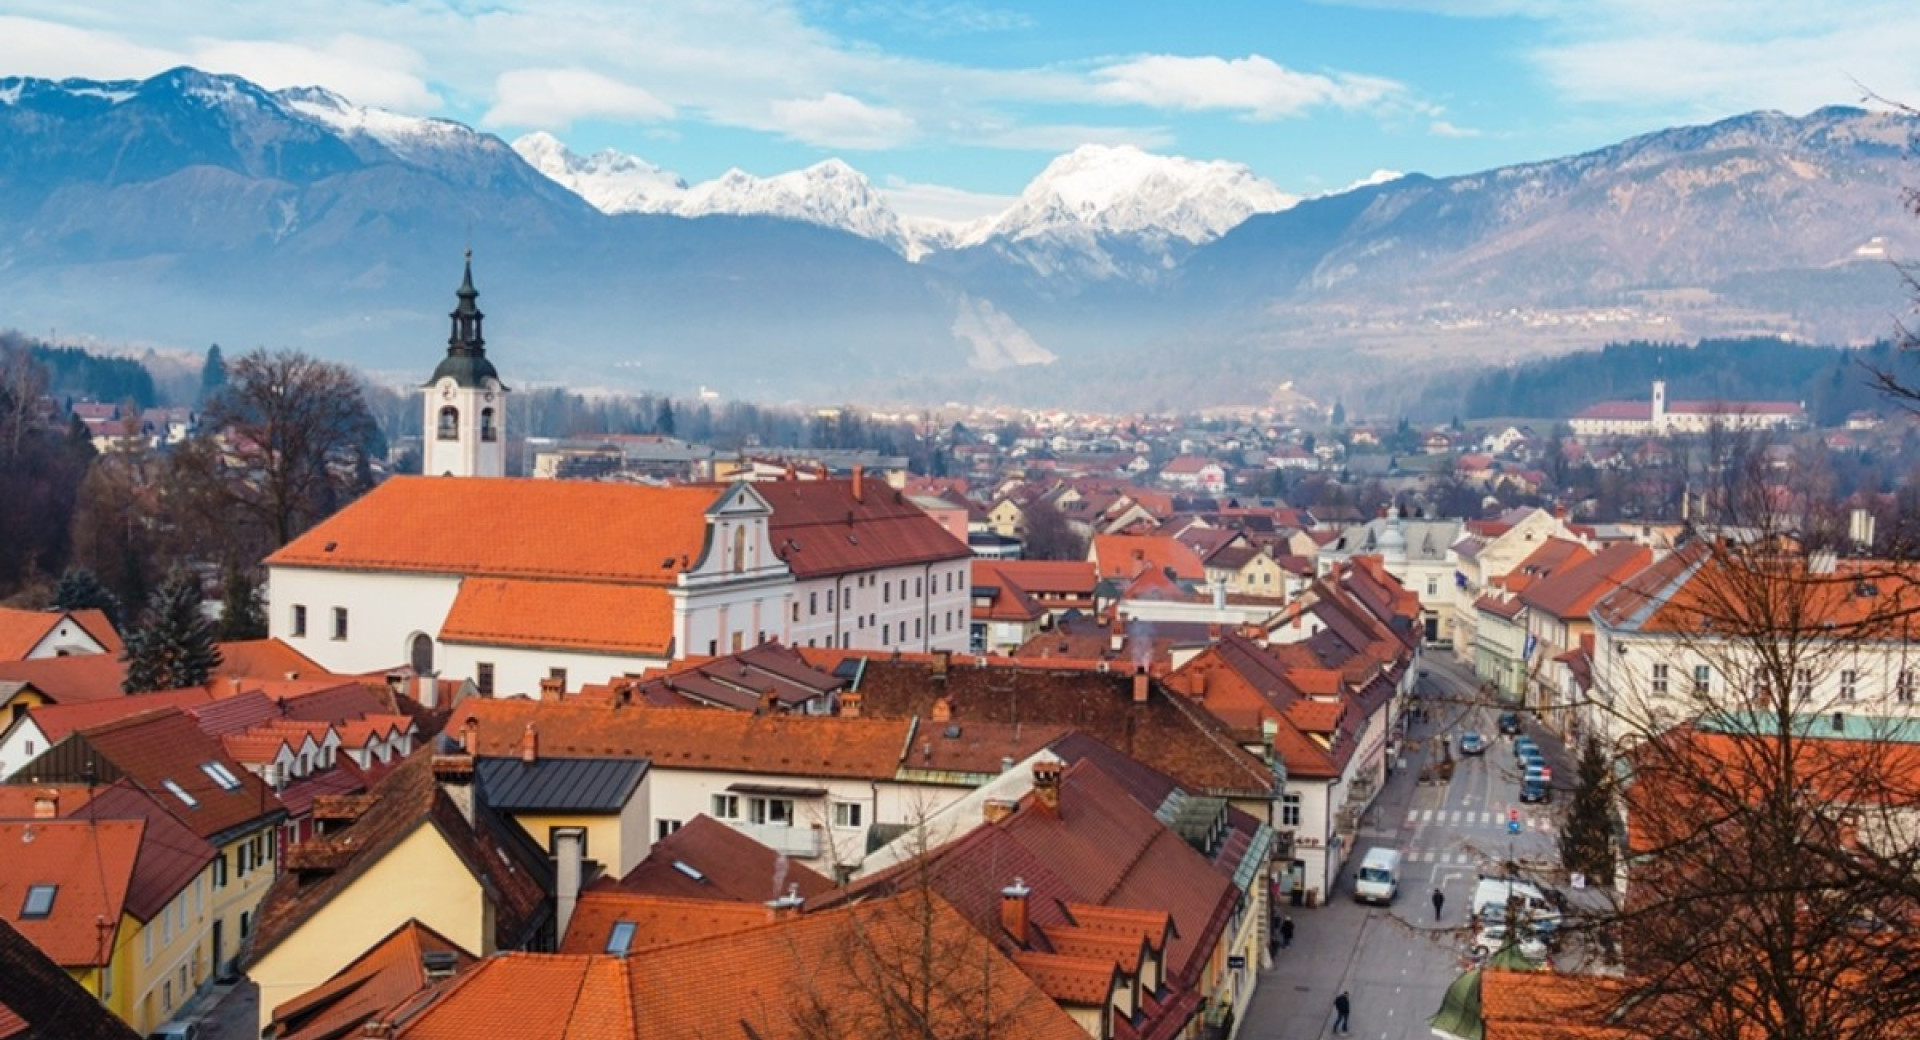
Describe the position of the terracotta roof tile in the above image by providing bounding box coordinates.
[1091,535,1206,582]
[449,699,913,780]
[268,476,718,583]
[761,478,970,577]
[607,643,844,712]
[0,609,92,662]
[608,815,833,903]
[213,638,329,681]
[439,579,675,658]
[0,655,126,705]
[71,781,216,923]
[0,819,141,967]
[559,890,770,954]
[1520,542,1654,620]
[1011,950,1119,1006]
[0,784,98,819]
[16,687,216,745]
[271,919,476,1040]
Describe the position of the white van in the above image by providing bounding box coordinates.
[1471,876,1561,931]
[1353,847,1403,904]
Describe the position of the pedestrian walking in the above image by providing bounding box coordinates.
[1432,887,1446,921]
[1333,990,1351,1034]
[1280,916,1294,948]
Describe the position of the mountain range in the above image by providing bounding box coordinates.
[1,66,1916,412]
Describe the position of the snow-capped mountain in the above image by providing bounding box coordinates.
[512,131,688,214]
[966,144,1296,247]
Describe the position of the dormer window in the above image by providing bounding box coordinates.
[437,406,459,441]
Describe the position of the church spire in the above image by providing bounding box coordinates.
[427,252,502,389]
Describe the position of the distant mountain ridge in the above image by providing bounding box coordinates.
[2,67,1916,411]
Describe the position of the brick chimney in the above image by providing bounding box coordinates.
[538,676,564,702]
[759,687,779,714]
[840,690,862,718]
[32,789,58,819]
[519,723,538,765]
[1110,614,1125,653]
[983,798,1017,824]
[931,696,952,722]
[1133,667,1150,704]
[765,883,805,922]
[1031,759,1061,813]
[852,465,865,503]
[932,649,951,678]
[1001,878,1032,946]
[461,717,479,754]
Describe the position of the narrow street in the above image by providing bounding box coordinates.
[1239,654,1573,1039]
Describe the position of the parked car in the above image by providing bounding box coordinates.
[1473,922,1550,961]
[1459,732,1485,755]
[1520,778,1551,803]
[1514,736,1538,758]
[148,1022,201,1040]
[1498,712,1522,735]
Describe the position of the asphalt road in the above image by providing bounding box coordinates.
[1240,653,1574,1040]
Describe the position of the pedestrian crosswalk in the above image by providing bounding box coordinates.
[1404,809,1555,833]
[1404,850,1480,865]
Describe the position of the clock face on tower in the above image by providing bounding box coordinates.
[441,384,454,399]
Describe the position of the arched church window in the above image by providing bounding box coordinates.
[480,408,497,442]
[437,406,459,441]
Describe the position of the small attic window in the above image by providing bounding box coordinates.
[607,920,637,956]
[21,884,56,919]
[162,779,199,808]
[671,860,707,882]
[202,762,243,791]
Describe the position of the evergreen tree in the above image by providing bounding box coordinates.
[1559,733,1617,884]
[122,570,222,693]
[214,561,267,641]
[199,344,227,403]
[52,567,121,625]
[1330,401,1346,427]
[655,398,676,436]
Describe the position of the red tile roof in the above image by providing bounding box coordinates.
[606,815,833,903]
[16,687,216,745]
[271,919,476,1040]
[975,560,1098,597]
[448,699,913,780]
[761,478,970,578]
[439,579,674,657]
[268,476,719,584]
[0,919,140,1039]
[0,655,126,705]
[1091,535,1206,582]
[71,781,216,923]
[973,562,1048,623]
[47,708,280,843]
[372,893,1086,1040]
[559,890,769,955]
[213,638,327,681]
[1520,542,1655,621]
[596,643,844,712]
[0,819,142,967]
[0,608,118,662]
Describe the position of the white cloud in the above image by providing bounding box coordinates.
[879,178,1016,223]
[974,123,1178,153]
[768,92,916,149]
[0,16,182,81]
[1091,54,1404,119]
[484,67,675,129]
[190,35,439,111]
[1429,119,1480,137]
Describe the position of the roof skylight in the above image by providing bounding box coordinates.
[20,884,56,919]
[162,779,199,808]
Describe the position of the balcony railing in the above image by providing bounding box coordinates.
[731,821,823,858]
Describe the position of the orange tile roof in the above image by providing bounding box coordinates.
[758,478,970,577]
[1479,969,1633,1040]
[608,815,834,903]
[979,560,1098,596]
[18,687,217,745]
[449,699,912,780]
[214,638,328,681]
[0,819,142,967]
[375,893,1087,1040]
[1091,535,1206,582]
[0,609,69,662]
[0,655,126,705]
[559,891,769,955]
[439,579,674,657]
[1011,950,1119,1006]
[271,919,476,1040]
[0,784,98,819]
[268,476,719,584]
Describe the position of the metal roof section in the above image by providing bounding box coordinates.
[474,755,650,813]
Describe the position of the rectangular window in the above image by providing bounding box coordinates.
[144,924,153,964]
[331,606,348,640]
[883,583,891,604]
[1899,670,1915,703]
[946,572,954,593]
[1796,668,1814,701]
[900,579,908,599]
[19,885,55,919]
[606,920,637,956]
[1693,665,1711,696]
[162,903,172,943]
[827,589,836,612]
[748,796,794,826]
[916,577,923,597]
[201,762,243,791]
[656,819,682,840]
[1651,664,1668,695]
[1282,794,1301,827]
[1840,669,1858,701]
[213,853,228,889]
[1427,578,1438,596]
[549,667,567,690]
[915,618,922,639]
[809,592,818,616]
[882,623,890,644]
[833,802,864,828]
[240,911,251,938]
[163,980,173,1013]
[291,605,307,637]
[477,663,495,696]
[162,779,198,808]
[711,794,740,820]
[791,602,800,623]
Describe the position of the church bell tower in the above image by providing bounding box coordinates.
[422,253,508,477]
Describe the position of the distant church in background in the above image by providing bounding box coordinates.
[422,254,508,477]
[1569,380,1807,438]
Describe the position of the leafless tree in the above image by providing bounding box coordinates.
[195,349,377,547]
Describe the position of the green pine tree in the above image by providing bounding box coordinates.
[1559,734,1617,884]
[53,567,121,626]
[214,561,267,641]
[199,344,227,404]
[122,570,223,693]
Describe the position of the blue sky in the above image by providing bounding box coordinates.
[5,1,1917,220]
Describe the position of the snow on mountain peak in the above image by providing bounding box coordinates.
[511,133,688,214]
[279,85,473,160]
[977,144,1297,246]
